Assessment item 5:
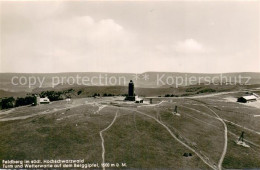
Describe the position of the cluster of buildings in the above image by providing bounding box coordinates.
[30,80,259,107]
[32,80,143,106]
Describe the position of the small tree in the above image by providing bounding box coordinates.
[77,90,82,95]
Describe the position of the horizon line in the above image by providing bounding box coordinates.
[0,71,260,74]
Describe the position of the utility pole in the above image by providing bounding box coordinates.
[174,106,177,113]
[238,131,244,142]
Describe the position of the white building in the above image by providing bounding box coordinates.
[39,97,50,104]
[237,95,257,103]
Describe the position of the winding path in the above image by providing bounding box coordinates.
[138,100,227,169]
[201,105,228,170]
[180,104,227,170]
[181,104,260,136]
[179,106,260,148]
[99,110,118,170]
[122,107,217,170]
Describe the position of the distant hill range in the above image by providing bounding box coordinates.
[0,72,260,94]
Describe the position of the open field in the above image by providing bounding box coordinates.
[0,91,260,169]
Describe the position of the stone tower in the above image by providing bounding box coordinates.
[128,80,134,97]
[125,80,135,101]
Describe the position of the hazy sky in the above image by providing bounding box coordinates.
[0,1,259,73]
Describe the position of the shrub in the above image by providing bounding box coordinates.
[196,88,216,94]
[77,90,82,95]
[1,97,15,109]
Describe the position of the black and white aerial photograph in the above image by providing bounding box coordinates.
[0,0,260,169]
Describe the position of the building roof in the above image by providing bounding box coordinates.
[40,97,50,103]
[241,95,257,100]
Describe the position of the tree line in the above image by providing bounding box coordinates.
[0,89,123,109]
[0,90,68,109]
